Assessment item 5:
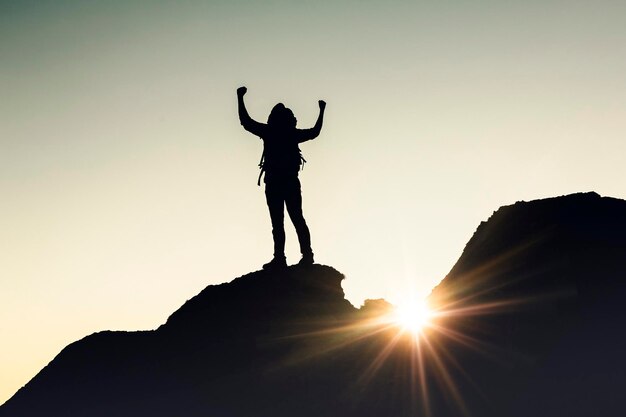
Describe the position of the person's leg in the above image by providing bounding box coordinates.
[265,181,287,264]
[284,177,313,263]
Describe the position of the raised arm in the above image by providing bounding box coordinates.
[237,86,267,137]
[296,100,326,143]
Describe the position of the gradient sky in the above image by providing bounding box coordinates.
[2,0,626,404]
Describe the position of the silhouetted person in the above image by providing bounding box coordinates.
[237,86,326,269]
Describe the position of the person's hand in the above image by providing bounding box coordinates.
[318,100,326,110]
[237,86,247,97]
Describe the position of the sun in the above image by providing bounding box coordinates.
[393,299,433,334]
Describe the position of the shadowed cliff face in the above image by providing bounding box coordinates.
[2,192,626,417]
[427,192,626,417]
[432,192,626,308]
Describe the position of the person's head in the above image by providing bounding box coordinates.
[267,103,297,129]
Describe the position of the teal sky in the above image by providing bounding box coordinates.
[2,0,626,404]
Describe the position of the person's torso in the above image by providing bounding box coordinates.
[262,128,302,179]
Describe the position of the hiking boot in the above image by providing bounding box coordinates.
[297,253,314,266]
[262,256,287,270]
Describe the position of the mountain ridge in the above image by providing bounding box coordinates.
[2,191,626,417]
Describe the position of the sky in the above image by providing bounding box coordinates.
[2,0,626,405]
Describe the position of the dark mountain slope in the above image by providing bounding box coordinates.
[428,192,626,416]
[2,192,626,417]
[433,192,626,308]
[1,266,414,417]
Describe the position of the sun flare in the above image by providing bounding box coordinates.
[394,299,433,334]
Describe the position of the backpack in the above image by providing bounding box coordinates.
[257,147,307,186]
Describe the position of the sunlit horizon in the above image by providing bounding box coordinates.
[393,298,435,336]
